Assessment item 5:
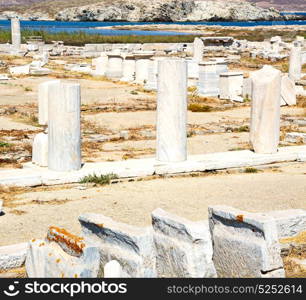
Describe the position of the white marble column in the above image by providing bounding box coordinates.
[197,61,219,97]
[289,46,302,82]
[38,80,60,126]
[156,59,187,162]
[106,51,123,79]
[48,81,81,171]
[134,51,154,84]
[193,37,204,62]
[250,65,281,154]
[11,17,21,52]
[120,54,136,82]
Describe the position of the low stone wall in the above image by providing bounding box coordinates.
[1,206,305,278]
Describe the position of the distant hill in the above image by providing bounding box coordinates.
[248,0,305,12]
[0,0,304,18]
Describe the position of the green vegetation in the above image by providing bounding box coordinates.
[236,125,249,133]
[244,167,259,173]
[0,29,200,46]
[188,103,213,112]
[79,173,119,185]
[0,141,10,147]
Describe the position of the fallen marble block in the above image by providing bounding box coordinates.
[9,65,30,75]
[265,209,306,240]
[0,243,28,270]
[152,208,217,278]
[0,74,9,80]
[285,132,306,144]
[30,67,52,75]
[209,205,285,278]
[79,213,156,278]
[26,227,101,278]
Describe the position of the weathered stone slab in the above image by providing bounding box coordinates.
[209,205,285,278]
[79,213,156,278]
[26,227,101,278]
[285,132,306,144]
[265,209,306,240]
[0,243,28,270]
[152,208,216,278]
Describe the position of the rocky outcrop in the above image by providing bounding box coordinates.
[55,0,284,22]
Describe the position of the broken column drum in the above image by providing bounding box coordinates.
[106,51,123,79]
[48,81,81,171]
[156,59,187,163]
[93,53,108,76]
[120,54,136,82]
[11,17,21,51]
[250,65,281,154]
[134,52,155,84]
[198,61,219,97]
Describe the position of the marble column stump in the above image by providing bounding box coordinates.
[250,65,281,154]
[48,81,81,171]
[156,59,187,162]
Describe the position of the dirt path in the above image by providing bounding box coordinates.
[0,162,305,246]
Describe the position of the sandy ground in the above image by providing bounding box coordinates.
[0,162,306,246]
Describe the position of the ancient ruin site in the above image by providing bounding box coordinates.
[0,12,306,279]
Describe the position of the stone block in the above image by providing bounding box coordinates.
[152,208,217,278]
[79,213,156,278]
[209,205,285,278]
[0,243,28,270]
[285,132,306,144]
[26,227,101,278]
[265,209,306,239]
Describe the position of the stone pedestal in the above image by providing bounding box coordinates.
[289,46,302,82]
[48,81,81,171]
[134,51,154,84]
[32,132,48,167]
[156,59,187,162]
[193,37,204,62]
[120,54,136,82]
[197,61,219,97]
[219,72,244,102]
[11,17,21,52]
[106,51,123,79]
[92,53,108,76]
[38,80,60,126]
[250,65,281,154]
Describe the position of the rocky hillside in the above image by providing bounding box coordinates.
[55,0,284,22]
[0,0,300,21]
